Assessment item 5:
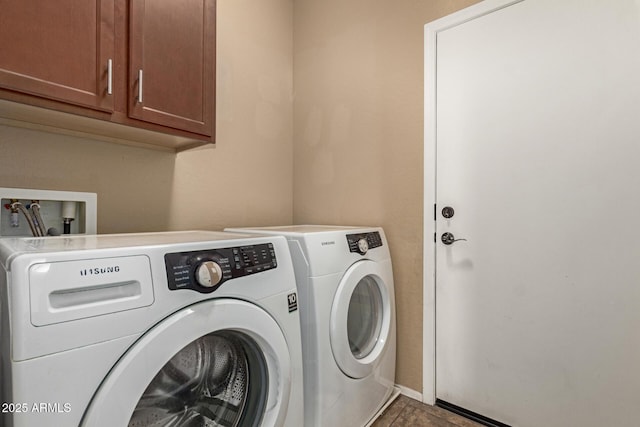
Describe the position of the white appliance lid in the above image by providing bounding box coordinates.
[227,225,368,235]
[0,230,255,264]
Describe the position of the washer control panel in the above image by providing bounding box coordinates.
[165,243,277,293]
[346,231,383,255]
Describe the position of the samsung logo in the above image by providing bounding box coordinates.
[80,266,120,276]
[321,241,336,246]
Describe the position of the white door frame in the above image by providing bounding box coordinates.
[422,0,523,405]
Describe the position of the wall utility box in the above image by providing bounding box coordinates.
[0,188,97,237]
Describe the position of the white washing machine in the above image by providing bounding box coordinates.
[225,225,396,427]
[0,231,304,427]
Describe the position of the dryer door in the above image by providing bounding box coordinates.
[81,299,292,427]
[330,260,393,379]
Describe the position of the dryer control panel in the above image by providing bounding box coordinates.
[346,231,383,255]
[164,243,277,293]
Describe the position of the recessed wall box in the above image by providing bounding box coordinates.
[0,188,97,237]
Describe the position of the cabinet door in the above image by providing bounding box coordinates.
[0,0,114,111]
[129,0,215,136]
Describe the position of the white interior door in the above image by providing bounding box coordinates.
[433,0,640,426]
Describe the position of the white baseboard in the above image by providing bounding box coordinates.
[397,384,423,402]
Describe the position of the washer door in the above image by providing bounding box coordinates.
[82,299,292,427]
[330,260,392,379]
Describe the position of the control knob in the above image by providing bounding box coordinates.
[195,261,223,288]
[357,238,369,255]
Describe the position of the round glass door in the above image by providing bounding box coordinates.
[347,276,383,359]
[129,331,266,427]
[330,260,393,379]
[82,299,292,427]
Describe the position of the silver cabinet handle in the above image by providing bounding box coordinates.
[107,59,113,95]
[137,69,143,103]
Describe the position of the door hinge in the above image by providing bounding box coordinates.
[434,203,437,221]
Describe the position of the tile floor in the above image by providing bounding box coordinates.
[372,395,483,427]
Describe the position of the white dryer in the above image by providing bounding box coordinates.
[0,231,304,427]
[225,225,396,427]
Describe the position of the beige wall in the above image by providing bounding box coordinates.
[0,0,484,396]
[169,0,293,230]
[292,0,480,392]
[0,0,294,234]
[0,126,175,233]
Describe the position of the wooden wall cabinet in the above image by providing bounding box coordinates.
[129,0,215,136]
[0,0,115,112]
[0,0,216,151]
